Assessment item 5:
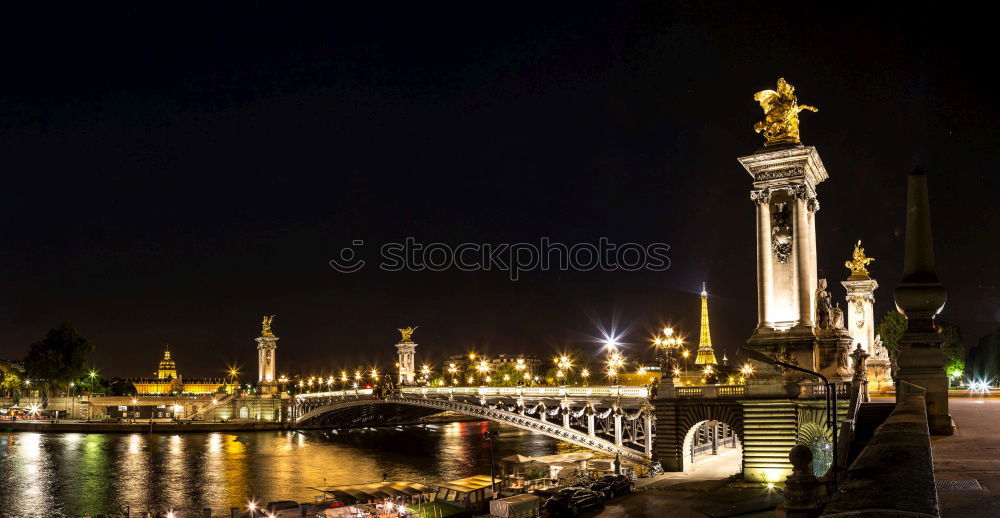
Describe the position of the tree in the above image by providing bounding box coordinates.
[939,322,965,382]
[0,363,24,405]
[24,322,94,406]
[875,311,907,357]
[876,313,966,380]
[875,311,907,385]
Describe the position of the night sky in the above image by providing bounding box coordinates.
[2,3,997,377]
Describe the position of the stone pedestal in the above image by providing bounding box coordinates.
[894,168,951,435]
[256,335,278,383]
[775,445,823,518]
[842,276,878,365]
[817,332,852,382]
[395,341,417,385]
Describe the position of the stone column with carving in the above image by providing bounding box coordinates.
[739,146,828,380]
[841,243,889,391]
[256,316,278,385]
[752,187,773,329]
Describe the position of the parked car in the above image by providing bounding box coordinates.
[543,487,605,517]
[588,474,634,499]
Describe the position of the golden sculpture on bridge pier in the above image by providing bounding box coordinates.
[753,77,818,146]
[398,326,417,342]
[845,240,875,277]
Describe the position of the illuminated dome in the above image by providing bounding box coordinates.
[157,345,177,379]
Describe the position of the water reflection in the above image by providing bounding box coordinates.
[0,422,581,517]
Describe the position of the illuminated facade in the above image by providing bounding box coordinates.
[132,346,235,395]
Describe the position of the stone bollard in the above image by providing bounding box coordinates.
[775,445,822,518]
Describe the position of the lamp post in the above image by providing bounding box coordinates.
[740,347,839,487]
[653,327,684,381]
[606,349,625,385]
[476,360,490,385]
[483,429,500,496]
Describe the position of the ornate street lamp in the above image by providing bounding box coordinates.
[652,327,685,381]
[606,349,626,385]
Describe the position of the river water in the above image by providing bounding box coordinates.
[0,422,580,517]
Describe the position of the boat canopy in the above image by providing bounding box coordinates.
[309,481,436,505]
[436,475,495,493]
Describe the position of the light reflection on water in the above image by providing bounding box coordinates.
[0,422,578,517]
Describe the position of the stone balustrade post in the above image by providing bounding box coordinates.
[775,445,822,517]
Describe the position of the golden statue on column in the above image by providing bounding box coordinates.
[753,78,818,146]
[844,240,875,277]
[398,326,417,342]
[261,315,275,337]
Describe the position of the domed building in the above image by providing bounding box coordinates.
[132,345,236,395]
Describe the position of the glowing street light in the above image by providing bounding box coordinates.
[581,368,590,386]
[740,363,754,378]
[606,350,626,385]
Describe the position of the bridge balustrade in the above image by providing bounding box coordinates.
[396,385,649,398]
[295,388,374,400]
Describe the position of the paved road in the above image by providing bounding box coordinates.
[932,396,1000,517]
[586,447,778,518]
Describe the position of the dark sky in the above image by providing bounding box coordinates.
[1,3,997,378]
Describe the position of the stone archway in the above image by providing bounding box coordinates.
[680,419,743,472]
[654,400,745,472]
[239,406,250,419]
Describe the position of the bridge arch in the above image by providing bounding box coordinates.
[653,399,744,473]
[294,395,649,463]
[680,419,742,472]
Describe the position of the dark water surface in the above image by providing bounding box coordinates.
[0,422,579,517]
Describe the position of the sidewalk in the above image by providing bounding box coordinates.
[932,397,1000,517]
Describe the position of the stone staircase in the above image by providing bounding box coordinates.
[846,401,895,463]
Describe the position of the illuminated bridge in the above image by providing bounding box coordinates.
[292,386,655,463]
